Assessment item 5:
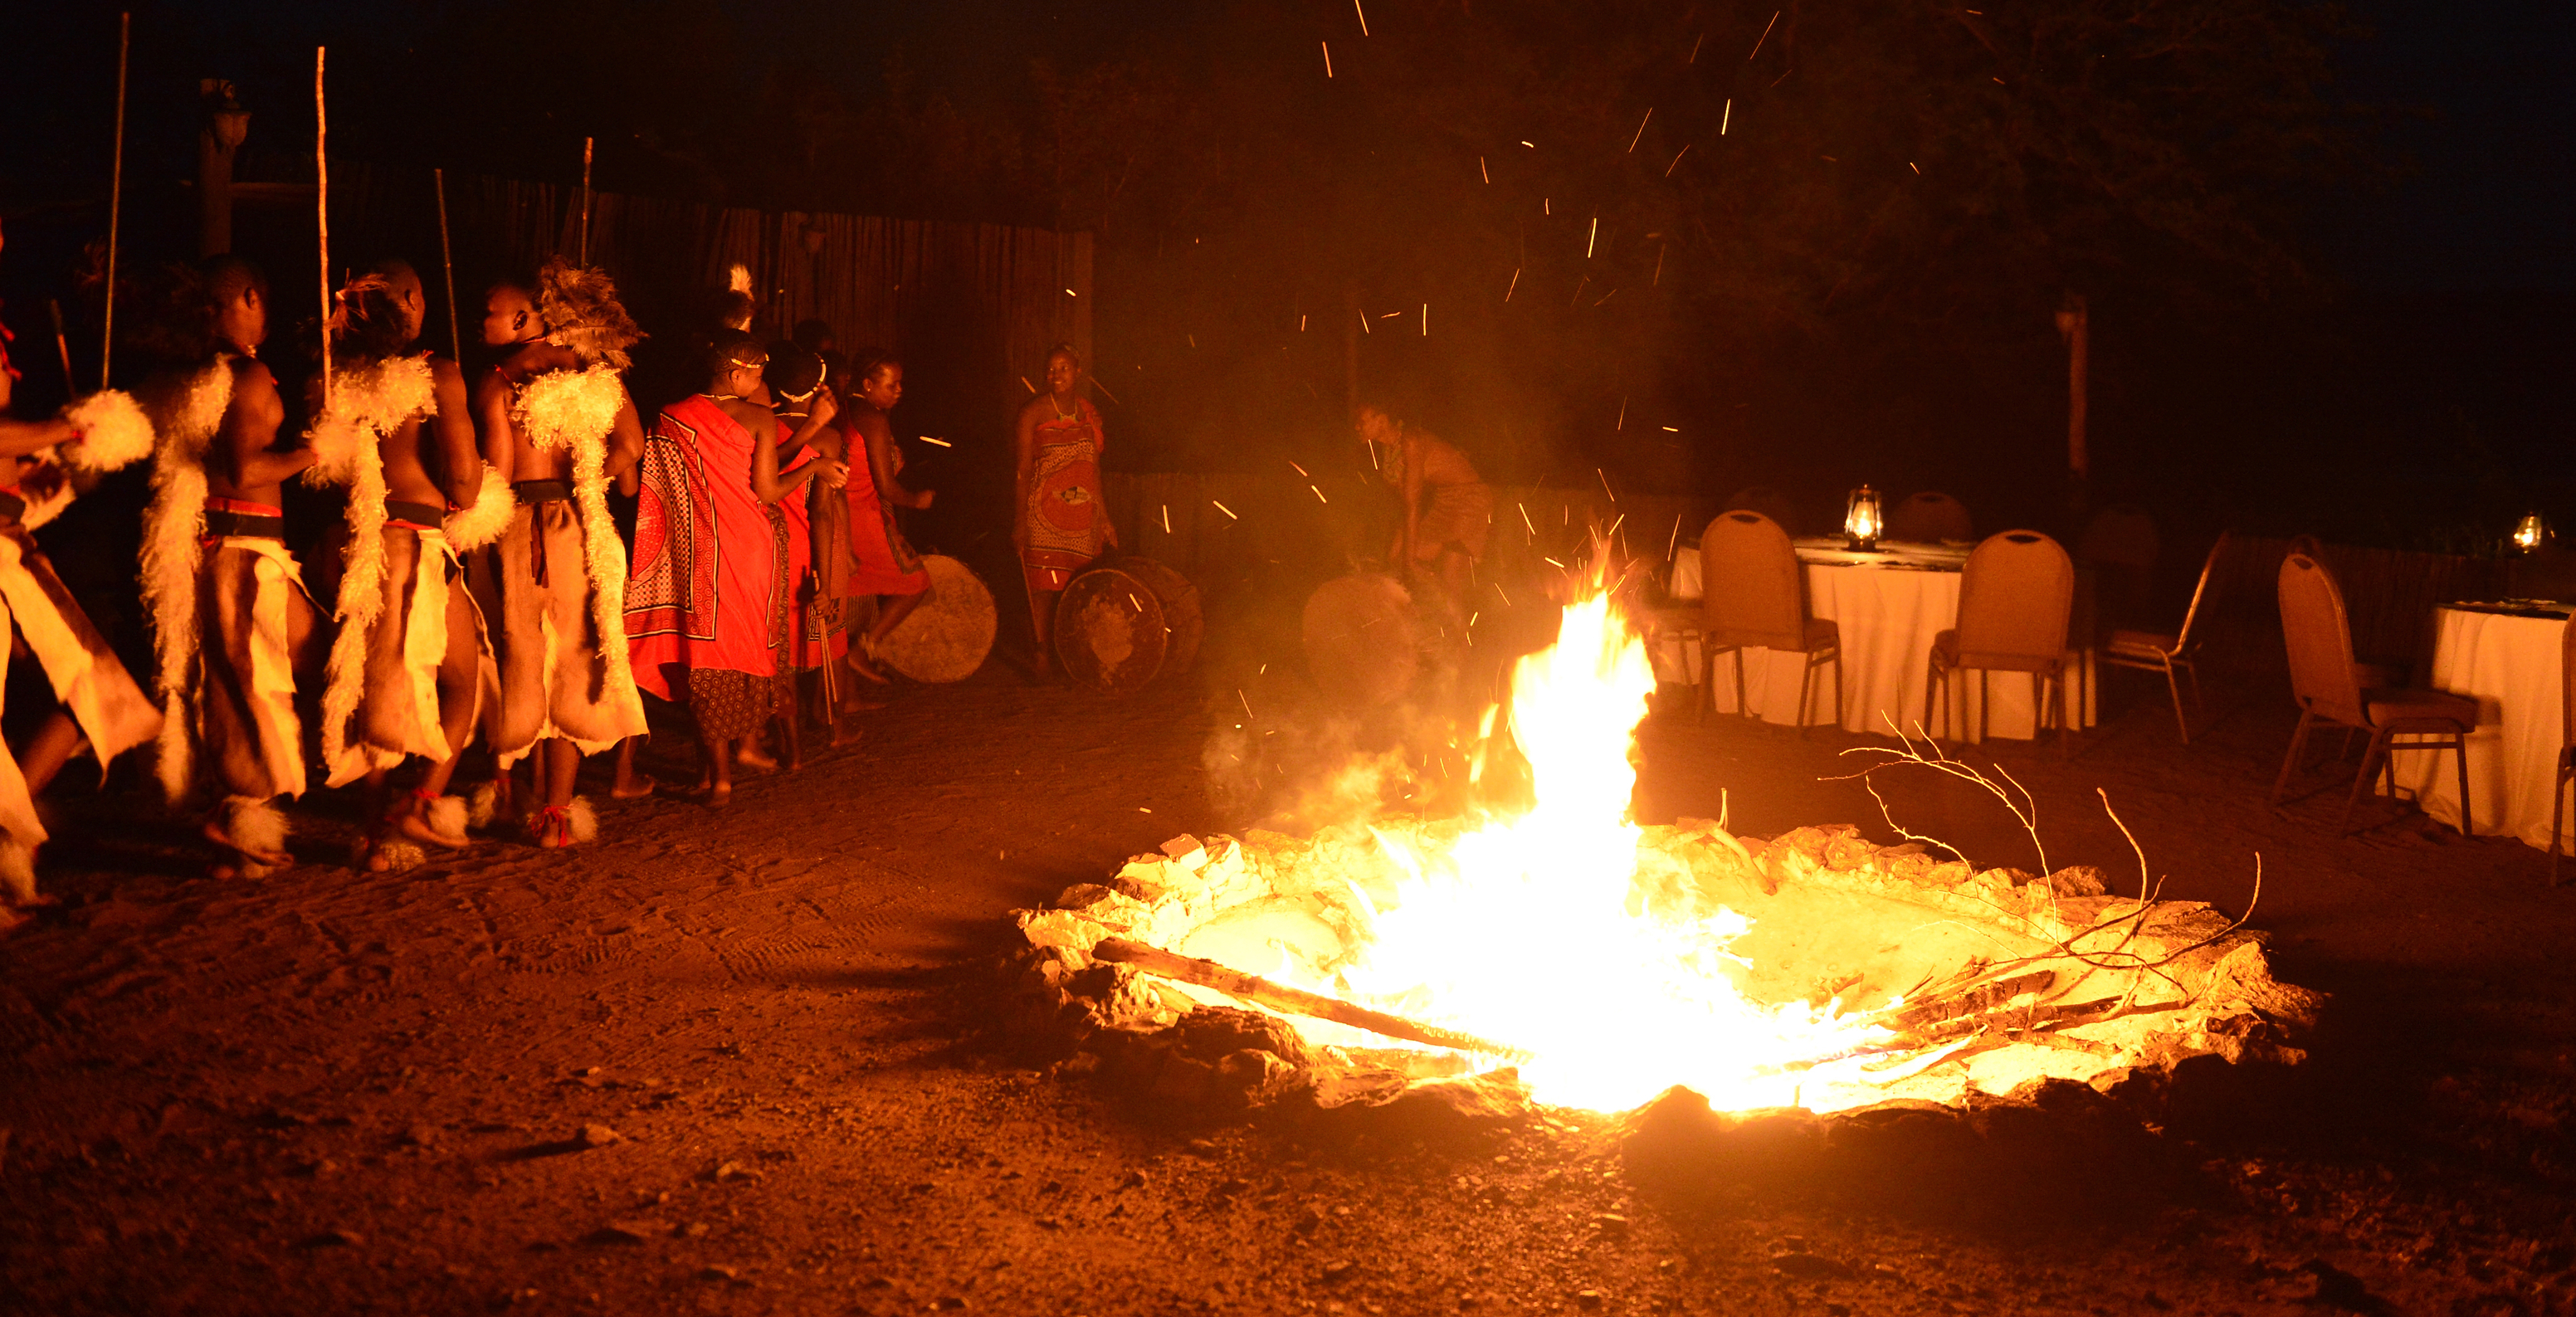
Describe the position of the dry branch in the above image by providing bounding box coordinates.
[1089,936,1531,1061]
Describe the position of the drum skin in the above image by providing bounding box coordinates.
[1052,556,1203,695]
[1301,573,1421,707]
[876,554,997,683]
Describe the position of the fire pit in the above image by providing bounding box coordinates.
[1007,575,2320,1178]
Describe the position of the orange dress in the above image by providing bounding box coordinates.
[1020,398,1107,592]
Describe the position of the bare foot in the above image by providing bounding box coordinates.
[611,773,656,800]
[398,811,470,850]
[202,817,291,871]
[829,722,866,749]
[530,808,580,850]
[705,781,732,808]
[847,651,894,685]
[735,744,778,773]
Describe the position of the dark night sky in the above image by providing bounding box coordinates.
[2327,0,2575,291]
[2,1,2569,293]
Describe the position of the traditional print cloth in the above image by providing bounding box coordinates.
[1020,397,1107,593]
[627,396,787,696]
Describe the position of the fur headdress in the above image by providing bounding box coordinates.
[538,257,643,372]
[139,359,240,802]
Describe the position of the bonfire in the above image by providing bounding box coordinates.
[1012,563,2317,1140]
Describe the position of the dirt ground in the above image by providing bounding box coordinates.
[4,652,2575,1317]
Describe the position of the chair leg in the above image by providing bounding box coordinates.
[1795,655,1816,739]
[2340,727,2394,835]
[1830,649,1846,733]
[1978,671,1991,745]
[1925,656,1946,742]
[1734,649,1751,724]
[2554,758,2570,887]
[1698,645,1715,726]
[2055,671,2071,758]
[2271,709,2316,809]
[2163,658,2190,745]
[2452,731,2474,838]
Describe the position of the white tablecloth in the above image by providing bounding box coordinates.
[1650,562,2093,741]
[2390,607,2568,851]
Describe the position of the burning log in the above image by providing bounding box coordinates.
[1088,936,1531,1062]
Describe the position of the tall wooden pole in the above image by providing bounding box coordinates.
[315,46,331,412]
[100,12,129,389]
[435,168,461,361]
[578,136,593,266]
[2056,292,2090,510]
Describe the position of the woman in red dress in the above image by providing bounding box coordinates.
[1012,344,1115,676]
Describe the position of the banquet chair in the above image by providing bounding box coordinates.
[1888,490,1973,543]
[1723,485,1801,538]
[1698,510,1842,734]
[1927,530,2076,754]
[2553,617,2576,885]
[2270,552,2475,836]
[2100,530,2227,744]
[2077,505,2161,632]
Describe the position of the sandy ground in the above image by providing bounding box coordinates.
[3,656,2574,1317]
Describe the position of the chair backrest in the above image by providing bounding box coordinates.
[1723,485,1799,538]
[2286,533,2325,562]
[1954,530,2073,661]
[2277,552,2364,724]
[2562,614,2576,750]
[2171,530,2231,650]
[1889,490,1973,542]
[1699,510,1807,648]
[2077,505,2160,569]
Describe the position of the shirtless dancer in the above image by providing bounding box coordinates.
[138,256,321,879]
[472,261,650,847]
[0,221,161,924]
[305,263,492,869]
[1357,402,1491,599]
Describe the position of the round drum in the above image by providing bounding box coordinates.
[1053,557,1204,695]
[876,554,996,683]
[1301,573,1421,707]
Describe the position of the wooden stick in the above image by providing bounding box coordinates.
[100,12,129,389]
[315,46,331,413]
[47,300,73,391]
[1089,936,1530,1061]
[578,136,593,266]
[435,167,461,362]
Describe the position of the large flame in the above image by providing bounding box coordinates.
[1320,575,1893,1113]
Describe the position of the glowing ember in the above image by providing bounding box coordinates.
[1266,572,1895,1112]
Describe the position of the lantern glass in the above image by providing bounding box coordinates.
[2513,512,2547,554]
[1844,485,1883,550]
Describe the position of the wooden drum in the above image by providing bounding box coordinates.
[876,554,997,683]
[1301,573,1423,707]
[1053,557,1205,695]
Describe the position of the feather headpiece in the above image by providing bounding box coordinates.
[538,256,642,372]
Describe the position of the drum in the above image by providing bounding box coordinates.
[876,554,996,683]
[1053,557,1204,695]
[1301,573,1421,707]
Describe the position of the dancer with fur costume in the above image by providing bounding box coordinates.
[306,263,495,871]
[469,261,647,848]
[627,334,845,806]
[0,219,163,929]
[134,256,316,881]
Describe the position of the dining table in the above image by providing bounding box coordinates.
[1656,537,2095,742]
[2387,600,2571,852]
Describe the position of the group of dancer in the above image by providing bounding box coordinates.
[0,232,1128,924]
